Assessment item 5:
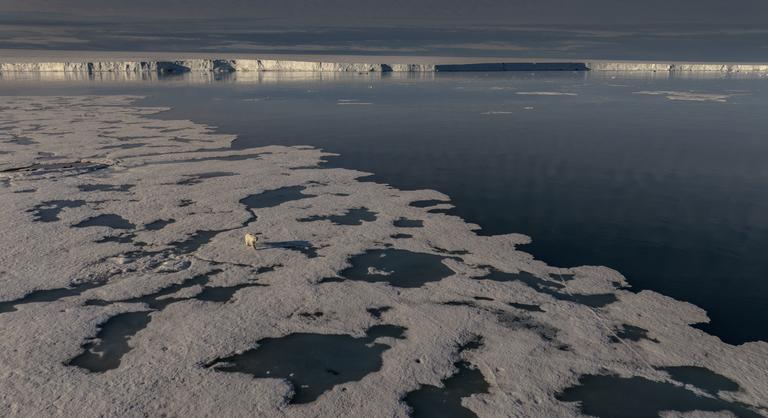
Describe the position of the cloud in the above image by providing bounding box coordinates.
[6,36,89,45]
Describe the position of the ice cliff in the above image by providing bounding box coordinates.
[586,62,768,72]
[0,59,436,74]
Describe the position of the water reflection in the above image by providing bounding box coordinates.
[3,68,765,85]
[0,70,440,84]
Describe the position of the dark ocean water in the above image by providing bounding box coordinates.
[3,71,767,345]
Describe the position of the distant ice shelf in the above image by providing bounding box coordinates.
[0,60,433,73]
[586,62,768,72]
[1,58,767,73]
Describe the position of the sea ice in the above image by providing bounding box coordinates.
[0,96,765,417]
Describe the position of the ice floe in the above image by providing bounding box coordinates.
[0,96,766,417]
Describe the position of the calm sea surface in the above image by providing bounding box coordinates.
[3,71,767,344]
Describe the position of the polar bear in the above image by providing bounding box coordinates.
[244,233,259,249]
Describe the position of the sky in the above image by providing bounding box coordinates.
[0,1,766,60]
[2,0,767,24]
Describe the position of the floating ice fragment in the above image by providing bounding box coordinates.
[634,90,734,102]
[516,91,577,96]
